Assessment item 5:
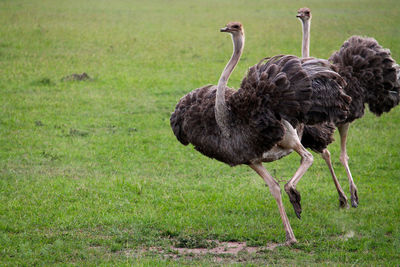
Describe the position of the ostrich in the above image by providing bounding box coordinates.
[297,7,350,207]
[171,22,349,244]
[297,7,400,208]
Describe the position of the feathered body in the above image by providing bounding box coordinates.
[171,56,312,166]
[171,55,350,165]
[301,58,350,124]
[330,36,400,123]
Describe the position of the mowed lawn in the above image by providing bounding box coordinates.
[1,0,399,265]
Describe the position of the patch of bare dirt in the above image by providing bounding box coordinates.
[171,241,277,255]
[129,240,281,262]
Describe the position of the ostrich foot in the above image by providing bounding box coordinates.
[350,184,359,208]
[284,185,302,219]
[339,194,349,209]
[284,237,298,246]
[272,237,298,249]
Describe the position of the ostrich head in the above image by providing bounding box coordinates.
[297,7,312,21]
[220,22,244,37]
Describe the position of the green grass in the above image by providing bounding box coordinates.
[1,0,399,265]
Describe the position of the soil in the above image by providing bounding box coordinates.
[132,240,281,262]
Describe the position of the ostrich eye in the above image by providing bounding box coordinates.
[305,11,310,15]
[233,25,239,29]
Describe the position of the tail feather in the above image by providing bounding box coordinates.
[330,36,400,119]
[170,85,215,145]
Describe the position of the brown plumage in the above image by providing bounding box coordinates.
[330,35,400,121]
[171,55,350,165]
[171,55,312,166]
[300,58,351,125]
[301,123,335,153]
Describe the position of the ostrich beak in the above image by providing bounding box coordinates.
[220,27,229,32]
[296,13,303,18]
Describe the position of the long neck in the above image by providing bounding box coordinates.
[215,33,244,136]
[301,19,310,58]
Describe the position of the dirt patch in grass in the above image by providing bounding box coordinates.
[130,240,280,263]
[171,241,273,255]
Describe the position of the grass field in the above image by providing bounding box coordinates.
[1,0,400,265]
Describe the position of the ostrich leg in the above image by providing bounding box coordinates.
[283,142,313,219]
[338,123,359,208]
[320,149,349,208]
[250,163,297,245]
[278,121,314,219]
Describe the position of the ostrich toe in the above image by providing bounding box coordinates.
[284,185,302,219]
[350,184,358,208]
[339,195,349,208]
